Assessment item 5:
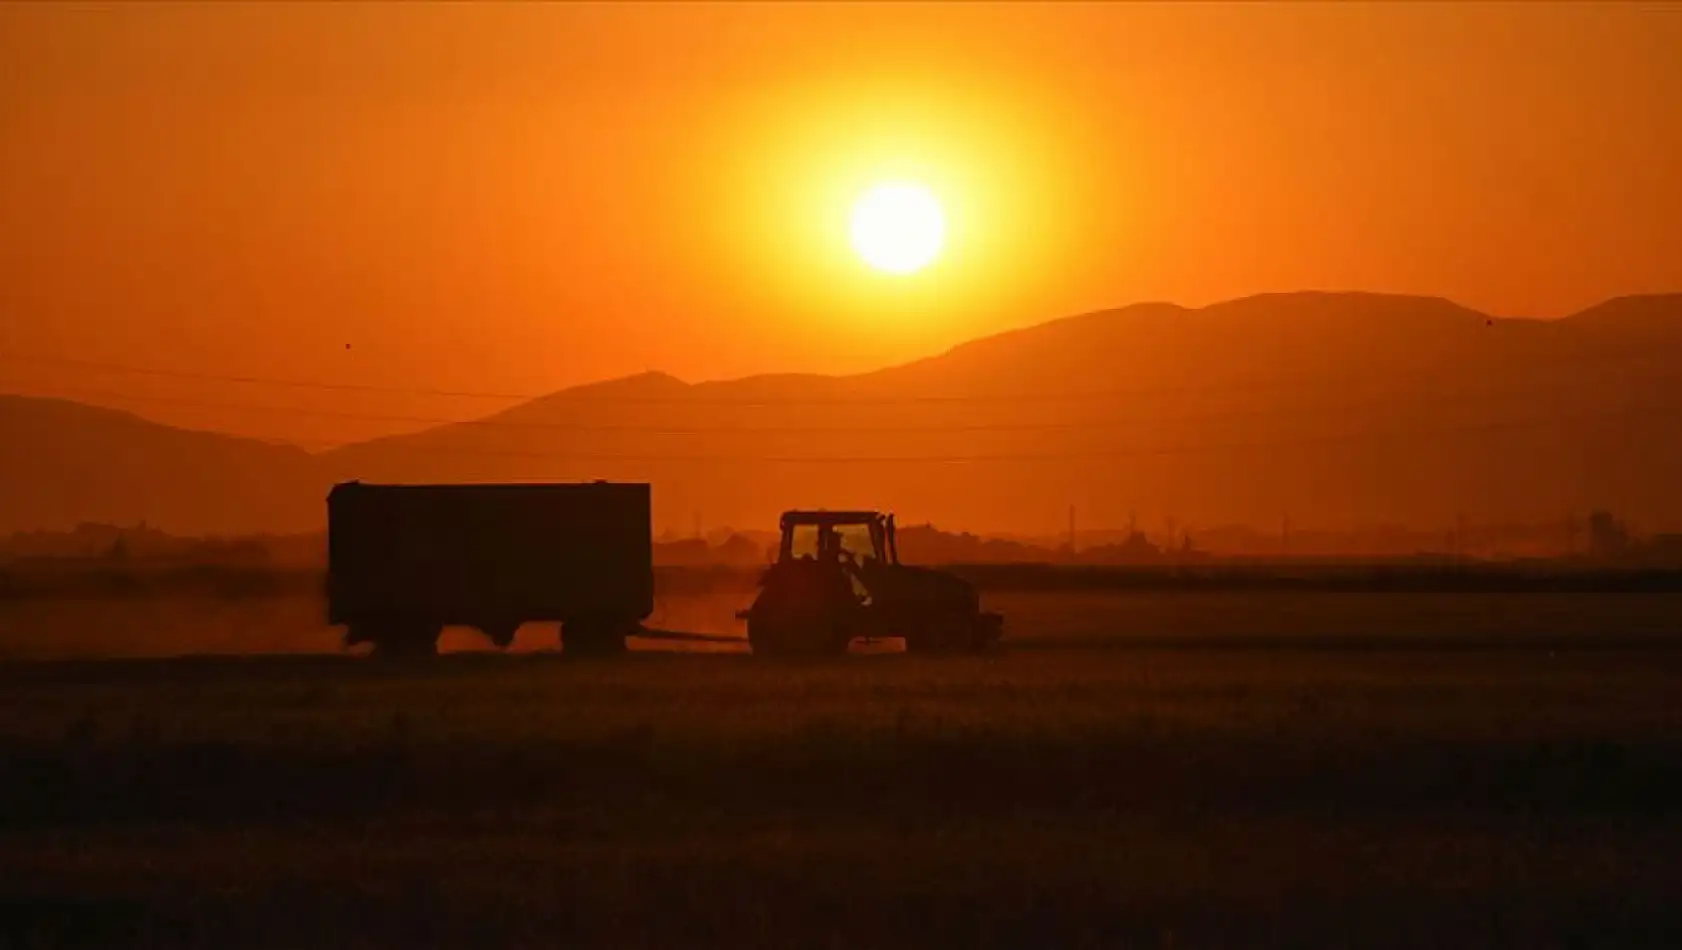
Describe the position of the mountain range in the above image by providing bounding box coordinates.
[5,291,1681,535]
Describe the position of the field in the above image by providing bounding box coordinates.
[2,588,1681,947]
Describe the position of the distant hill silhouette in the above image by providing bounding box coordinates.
[325,291,1682,533]
[0,396,325,534]
[5,292,1681,534]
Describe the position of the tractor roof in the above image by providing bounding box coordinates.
[779,510,887,527]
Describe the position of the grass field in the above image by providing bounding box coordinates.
[2,591,1681,947]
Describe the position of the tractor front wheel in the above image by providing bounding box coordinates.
[905,611,999,655]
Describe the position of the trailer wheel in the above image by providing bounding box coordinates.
[479,620,520,651]
[562,617,631,657]
[361,621,441,659]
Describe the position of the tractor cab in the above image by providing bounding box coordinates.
[777,510,899,571]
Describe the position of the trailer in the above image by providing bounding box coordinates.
[326,481,653,656]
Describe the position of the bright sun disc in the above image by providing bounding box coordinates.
[849,182,946,274]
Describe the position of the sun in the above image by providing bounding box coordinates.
[849,181,946,274]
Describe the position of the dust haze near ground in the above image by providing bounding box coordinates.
[4,588,1681,660]
[0,591,754,661]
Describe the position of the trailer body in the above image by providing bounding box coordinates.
[327,481,652,653]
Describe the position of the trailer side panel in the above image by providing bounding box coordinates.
[326,482,653,627]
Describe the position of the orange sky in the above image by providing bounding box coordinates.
[2,2,1680,445]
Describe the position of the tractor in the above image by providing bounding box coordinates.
[736,510,1003,656]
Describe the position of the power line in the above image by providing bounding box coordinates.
[271,401,1670,465]
[0,345,1672,407]
[0,376,1612,437]
[0,383,1220,433]
[0,352,534,401]
[3,372,1658,462]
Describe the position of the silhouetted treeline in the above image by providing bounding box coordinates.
[3,514,1678,604]
[0,522,322,567]
[944,563,1682,594]
[906,517,1682,567]
[0,524,773,570]
[8,515,1682,570]
[0,562,321,602]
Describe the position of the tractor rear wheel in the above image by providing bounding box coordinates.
[747,607,851,658]
[903,619,961,654]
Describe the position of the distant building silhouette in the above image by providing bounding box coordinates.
[1588,510,1631,559]
[713,533,767,566]
[1086,528,1163,565]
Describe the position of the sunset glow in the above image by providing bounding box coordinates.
[849,182,946,274]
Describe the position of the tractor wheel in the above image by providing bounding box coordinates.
[479,620,519,651]
[747,608,850,658]
[361,621,441,659]
[562,617,631,657]
[905,612,985,655]
[903,626,956,654]
[969,612,1005,653]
